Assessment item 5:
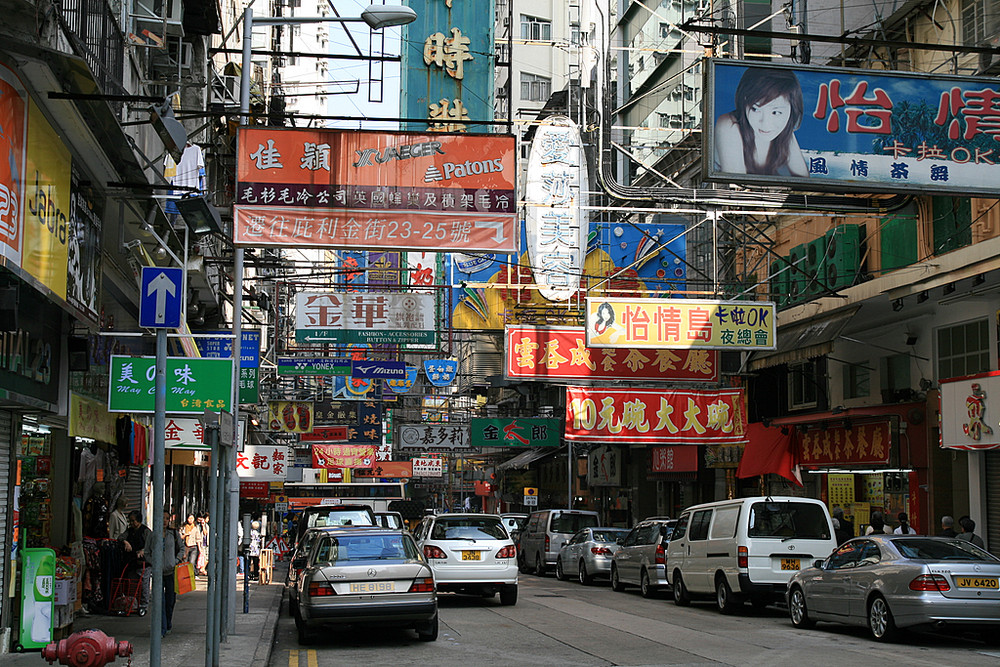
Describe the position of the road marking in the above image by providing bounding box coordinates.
[289,650,298,667]
[307,649,318,667]
[288,649,317,667]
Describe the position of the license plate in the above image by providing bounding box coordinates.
[349,581,395,593]
[461,550,481,561]
[780,558,800,571]
[955,576,999,589]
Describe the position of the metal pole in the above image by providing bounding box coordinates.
[205,425,218,667]
[211,435,223,667]
[567,439,573,510]
[150,328,166,666]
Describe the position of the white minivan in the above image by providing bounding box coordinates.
[666,496,837,613]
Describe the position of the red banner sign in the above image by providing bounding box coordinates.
[312,444,377,469]
[506,326,717,382]
[796,421,891,466]
[352,461,413,478]
[299,426,349,442]
[650,446,700,472]
[239,481,270,498]
[565,387,748,445]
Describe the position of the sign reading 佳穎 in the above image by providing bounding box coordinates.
[234,129,515,252]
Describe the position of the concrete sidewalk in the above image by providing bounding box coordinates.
[6,564,286,667]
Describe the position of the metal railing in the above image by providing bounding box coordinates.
[58,0,126,105]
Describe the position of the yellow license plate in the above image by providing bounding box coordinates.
[956,576,999,589]
[461,550,481,561]
[780,558,800,571]
[349,581,395,593]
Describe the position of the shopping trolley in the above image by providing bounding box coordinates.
[109,563,146,616]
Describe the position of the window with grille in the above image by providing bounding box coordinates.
[843,361,871,399]
[520,73,551,102]
[789,360,820,409]
[520,15,552,41]
[962,0,1000,44]
[937,318,991,380]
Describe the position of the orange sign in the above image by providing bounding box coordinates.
[0,64,26,264]
[312,443,377,469]
[234,128,516,252]
[352,461,413,478]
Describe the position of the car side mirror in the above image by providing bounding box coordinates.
[813,559,824,570]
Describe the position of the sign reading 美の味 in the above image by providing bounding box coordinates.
[585,298,776,350]
[295,292,436,345]
[107,356,233,414]
[236,445,288,481]
[470,418,561,448]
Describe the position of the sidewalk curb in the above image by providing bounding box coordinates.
[251,584,285,667]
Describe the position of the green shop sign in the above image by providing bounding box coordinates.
[108,356,233,414]
[470,418,562,448]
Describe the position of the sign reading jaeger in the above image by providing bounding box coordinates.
[234,128,516,252]
[295,292,436,345]
[108,356,233,413]
[586,297,775,350]
[470,418,561,448]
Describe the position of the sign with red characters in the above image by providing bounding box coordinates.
[239,481,270,498]
[506,326,718,382]
[299,426,349,442]
[565,387,748,445]
[796,421,892,466]
[650,445,699,473]
[312,443,377,469]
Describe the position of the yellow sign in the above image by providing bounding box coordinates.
[23,100,70,299]
[585,297,776,350]
[827,474,855,514]
[524,487,537,497]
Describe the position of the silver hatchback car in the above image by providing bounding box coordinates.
[611,518,677,598]
[556,527,629,585]
[295,527,438,644]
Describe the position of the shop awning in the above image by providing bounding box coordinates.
[750,307,859,370]
[496,448,558,471]
[736,422,802,486]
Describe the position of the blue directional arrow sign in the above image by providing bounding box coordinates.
[139,266,183,329]
[351,360,406,379]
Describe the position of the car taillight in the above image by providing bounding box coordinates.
[408,577,435,593]
[909,574,951,592]
[591,547,612,556]
[308,582,336,597]
[496,545,517,558]
[655,543,665,565]
[424,545,447,559]
[545,535,550,551]
[738,546,748,569]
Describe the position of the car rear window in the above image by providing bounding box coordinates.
[593,529,628,542]
[747,502,831,540]
[306,508,376,530]
[550,512,599,534]
[314,534,419,563]
[431,517,507,540]
[892,538,1000,562]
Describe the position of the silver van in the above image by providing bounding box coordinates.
[666,496,837,613]
[519,509,600,575]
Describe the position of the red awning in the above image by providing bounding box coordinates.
[736,422,802,486]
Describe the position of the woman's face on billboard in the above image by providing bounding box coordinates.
[745,95,791,145]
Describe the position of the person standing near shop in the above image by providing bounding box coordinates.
[181,514,199,565]
[196,514,209,576]
[121,510,152,614]
[108,497,129,540]
[161,512,185,637]
[248,520,263,582]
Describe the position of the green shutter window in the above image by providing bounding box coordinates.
[879,214,919,273]
[931,197,972,255]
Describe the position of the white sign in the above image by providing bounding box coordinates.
[163,418,211,450]
[411,457,444,477]
[397,424,471,451]
[523,495,538,506]
[236,445,289,481]
[275,502,288,512]
[587,445,621,486]
[940,371,1000,451]
[294,291,436,344]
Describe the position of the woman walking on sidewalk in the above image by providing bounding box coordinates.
[181,514,199,565]
[162,512,185,637]
[196,513,210,575]
[248,520,263,581]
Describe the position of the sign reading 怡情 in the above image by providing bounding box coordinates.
[505,325,719,382]
[411,457,443,477]
[585,297,775,350]
[565,387,748,445]
[234,128,515,252]
[108,356,233,414]
[470,418,561,448]
[940,371,1000,451]
[236,445,288,481]
[295,292,436,345]
[706,59,1000,196]
[397,424,471,451]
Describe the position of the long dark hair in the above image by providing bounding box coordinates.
[734,68,804,174]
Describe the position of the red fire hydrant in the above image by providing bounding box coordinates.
[41,629,133,667]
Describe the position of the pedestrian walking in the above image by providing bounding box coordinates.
[161,512,185,637]
[248,520,263,581]
[196,514,210,576]
[120,510,152,614]
[181,514,200,565]
[957,517,986,549]
[939,515,957,537]
[893,512,917,535]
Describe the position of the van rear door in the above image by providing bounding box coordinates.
[744,500,836,586]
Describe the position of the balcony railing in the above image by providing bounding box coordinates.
[58,0,126,106]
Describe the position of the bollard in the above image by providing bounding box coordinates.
[41,628,133,667]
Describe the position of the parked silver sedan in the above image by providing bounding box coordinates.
[787,535,1000,642]
[556,527,629,585]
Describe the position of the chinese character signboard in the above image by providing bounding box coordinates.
[587,446,621,486]
[524,116,588,302]
[411,457,443,477]
[470,418,561,448]
[239,481,269,498]
[295,291,436,345]
[795,421,891,466]
[299,426,349,442]
[299,401,381,445]
[707,59,1000,195]
[650,445,699,473]
[586,297,775,350]
[397,424,471,451]
[108,356,233,414]
[353,462,413,479]
[163,418,210,450]
[422,359,457,387]
[386,366,418,394]
[565,387,748,445]
[506,326,718,382]
[235,128,515,252]
[939,371,1000,450]
[400,0,494,133]
[267,401,314,433]
[236,445,288,481]
[312,444,377,469]
[196,330,260,404]
[827,473,856,513]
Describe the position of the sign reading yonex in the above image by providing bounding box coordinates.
[108,356,233,413]
[351,360,406,379]
[139,267,182,329]
[277,357,352,376]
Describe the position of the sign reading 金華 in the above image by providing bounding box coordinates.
[470,418,560,448]
[108,356,233,414]
[586,297,775,350]
[295,292,436,345]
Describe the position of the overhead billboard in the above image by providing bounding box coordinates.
[0,63,27,266]
[234,128,516,252]
[294,291,436,345]
[706,59,1000,195]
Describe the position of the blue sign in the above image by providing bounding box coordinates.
[423,359,458,387]
[386,366,419,394]
[351,360,406,379]
[139,267,182,329]
[277,357,352,376]
[195,330,261,368]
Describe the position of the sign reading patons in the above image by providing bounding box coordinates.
[524,116,588,301]
[295,292,436,345]
[586,297,776,350]
[940,371,1000,450]
[411,457,444,477]
[397,424,471,451]
[565,387,748,445]
[234,129,516,252]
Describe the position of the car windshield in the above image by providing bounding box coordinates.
[592,529,628,542]
[431,517,507,541]
[747,502,831,540]
[313,534,419,563]
[550,512,599,534]
[892,538,1000,562]
[306,509,375,530]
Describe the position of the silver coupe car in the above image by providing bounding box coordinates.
[556,527,629,585]
[787,535,1000,642]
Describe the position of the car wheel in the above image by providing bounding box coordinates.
[788,586,816,629]
[611,564,626,592]
[519,551,532,574]
[416,612,439,642]
[868,595,898,642]
[716,576,741,614]
[535,553,546,576]
[555,558,567,581]
[578,560,593,586]
[640,569,656,598]
[500,584,518,606]
[673,572,691,607]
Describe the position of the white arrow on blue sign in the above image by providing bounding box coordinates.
[139,266,183,329]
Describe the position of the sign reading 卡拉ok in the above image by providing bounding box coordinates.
[107,356,233,414]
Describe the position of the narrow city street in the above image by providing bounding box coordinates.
[270,575,1000,666]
